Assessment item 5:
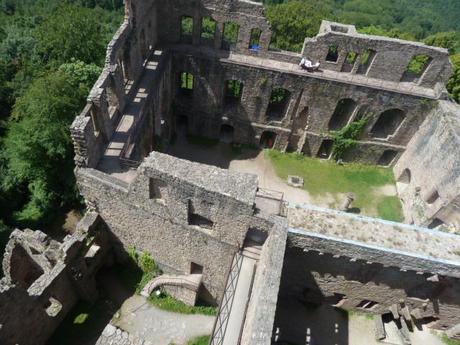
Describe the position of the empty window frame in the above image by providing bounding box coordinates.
[249,28,262,50]
[397,168,411,184]
[181,16,193,43]
[357,49,377,75]
[317,139,334,159]
[326,45,339,62]
[266,88,291,120]
[149,178,167,200]
[328,98,357,131]
[402,54,432,83]
[341,51,358,72]
[201,16,216,45]
[179,72,194,96]
[224,80,243,104]
[377,150,398,166]
[187,200,214,230]
[357,300,379,310]
[260,131,277,149]
[370,109,406,139]
[425,189,440,204]
[222,22,239,50]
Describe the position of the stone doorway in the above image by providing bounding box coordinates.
[260,131,277,149]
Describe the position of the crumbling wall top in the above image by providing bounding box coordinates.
[140,151,259,205]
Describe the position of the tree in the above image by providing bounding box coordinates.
[2,61,101,226]
[266,0,335,52]
[34,4,108,66]
[447,54,460,103]
[424,32,460,54]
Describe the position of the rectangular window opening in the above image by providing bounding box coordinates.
[222,22,240,50]
[181,16,193,43]
[326,45,339,62]
[201,16,216,46]
[149,178,167,200]
[341,51,358,72]
[225,80,243,106]
[356,49,377,75]
[180,72,194,96]
[249,28,262,51]
[187,200,214,230]
[190,262,204,274]
[401,54,432,83]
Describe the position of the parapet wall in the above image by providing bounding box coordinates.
[304,21,453,89]
[278,204,460,334]
[394,100,460,229]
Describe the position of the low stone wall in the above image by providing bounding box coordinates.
[240,216,288,345]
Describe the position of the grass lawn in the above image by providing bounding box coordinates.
[266,150,403,221]
[148,292,217,316]
[441,334,460,345]
[187,335,211,345]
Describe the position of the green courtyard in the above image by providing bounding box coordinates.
[266,150,403,222]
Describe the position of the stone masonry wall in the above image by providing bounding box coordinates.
[76,152,264,303]
[0,213,112,345]
[394,100,460,228]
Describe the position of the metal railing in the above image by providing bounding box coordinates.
[209,252,244,345]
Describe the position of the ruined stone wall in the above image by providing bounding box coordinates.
[394,100,460,229]
[171,51,435,164]
[274,244,460,340]
[0,213,112,345]
[305,21,453,89]
[76,152,263,303]
[240,216,288,345]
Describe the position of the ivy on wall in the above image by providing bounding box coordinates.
[331,116,369,160]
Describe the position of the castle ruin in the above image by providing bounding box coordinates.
[1,0,460,344]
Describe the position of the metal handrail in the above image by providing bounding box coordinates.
[209,251,244,345]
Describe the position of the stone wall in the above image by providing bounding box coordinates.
[76,151,267,303]
[394,100,460,229]
[0,213,112,345]
[240,216,288,345]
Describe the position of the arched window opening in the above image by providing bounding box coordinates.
[317,139,334,159]
[266,88,291,121]
[201,16,216,46]
[427,218,444,229]
[260,131,277,149]
[377,150,398,166]
[180,16,193,43]
[328,98,357,131]
[425,190,440,204]
[371,109,406,139]
[222,22,239,50]
[220,124,234,144]
[398,168,411,184]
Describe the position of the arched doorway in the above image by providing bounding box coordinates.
[220,124,234,143]
[260,131,277,149]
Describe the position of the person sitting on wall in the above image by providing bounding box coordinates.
[299,57,320,71]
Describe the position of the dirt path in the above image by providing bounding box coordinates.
[112,295,214,345]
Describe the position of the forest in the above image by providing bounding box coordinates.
[0,0,459,258]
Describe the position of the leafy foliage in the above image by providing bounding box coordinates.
[2,61,100,226]
[447,54,460,103]
[332,116,368,160]
[34,4,108,66]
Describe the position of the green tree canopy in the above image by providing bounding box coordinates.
[34,4,108,66]
[2,61,100,226]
